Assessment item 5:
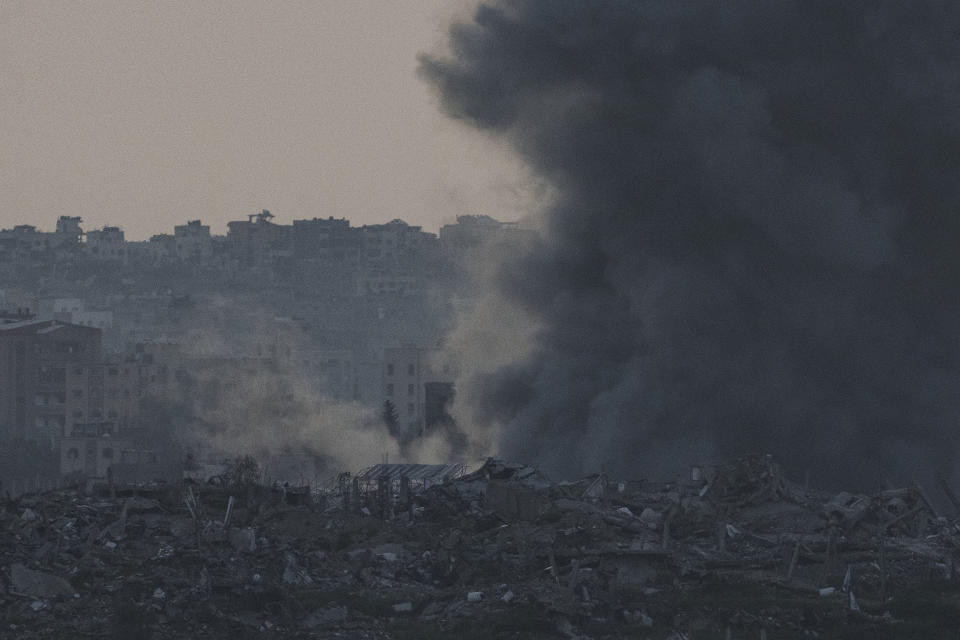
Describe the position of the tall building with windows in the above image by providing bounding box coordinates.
[0,320,102,495]
[84,226,126,260]
[0,319,102,444]
[382,346,458,437]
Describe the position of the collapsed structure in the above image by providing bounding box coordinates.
[2,455,960,638]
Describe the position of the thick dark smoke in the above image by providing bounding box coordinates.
[421,1,960,486]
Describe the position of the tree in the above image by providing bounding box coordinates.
[382,399,400,437]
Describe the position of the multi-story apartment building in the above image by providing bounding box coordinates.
[84,226,126,260]
[227,210,294,267]
[439,214,537,261]
[174,220,213,263]
[0,319,102,444]
[64,362,136,437]
[291,217,359,261]
[0,216,82,261]
[382,346,458,437]
[0,288,39,317]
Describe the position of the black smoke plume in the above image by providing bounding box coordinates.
[421,1,960,486]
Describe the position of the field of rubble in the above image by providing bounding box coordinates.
[3,455,960,639]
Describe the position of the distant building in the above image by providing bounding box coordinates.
[125,340,182,401]
[304,349,357,400]
[0,217,79,263]
[0,320,102,445]
[356,274,422,297]
[439,214,536,259]
[60,343,178,483]
[174,220,213,263]
[64,361,136,438]
[85,226,126,260]
[227,210,293,267]
[41,298,84,316]
[360,219,435,264]
[0,288,39,317]
[0,225,56,256]
[382,346,458,437]
[292,217,359,261]
[60,435,135,480]
[55,216,83,243]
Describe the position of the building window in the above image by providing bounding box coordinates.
[67,448,79,460]
[407,403,415,416]
[407,364,415,376]
[408,383,415,396]
[72,389,83,399]
[101,448,113,460]
[386,363,394,376]
[75,367,84,376]
[386,383,394,397]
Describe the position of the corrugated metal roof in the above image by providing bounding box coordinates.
[37,324,67,334]
[357,463,465,482]
[0,319,48,332]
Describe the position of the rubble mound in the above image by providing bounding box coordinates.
[3,456,960,638]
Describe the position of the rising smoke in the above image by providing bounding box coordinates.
[421,1,960,486]
[144,296,464,478]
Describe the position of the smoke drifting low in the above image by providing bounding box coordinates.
[421,1,960,485]
[143,297,461,477]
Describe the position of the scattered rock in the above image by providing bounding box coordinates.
[9,564,75,599]
[228,527,256,553]
[302,606,347,628]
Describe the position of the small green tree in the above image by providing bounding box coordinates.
[382,399,400,437]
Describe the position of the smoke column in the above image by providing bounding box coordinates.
[421,1,960,486]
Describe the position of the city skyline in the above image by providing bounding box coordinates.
[0,1,541,240]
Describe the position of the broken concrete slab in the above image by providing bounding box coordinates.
[302,606,348,628]
[228,527,257,553]
[486,480,554,521]
[9,563,75,599]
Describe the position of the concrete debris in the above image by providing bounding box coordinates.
[1,454,959,637]
[639,507,661,529]
[9,564,75,599]
[282,553,313,585]
[303,606,348,628]
[849,590,861,612]
[228,526,257,553]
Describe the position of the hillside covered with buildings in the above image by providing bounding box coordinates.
[0,212,535,496]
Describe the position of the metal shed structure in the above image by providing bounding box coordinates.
[355,463,465,491]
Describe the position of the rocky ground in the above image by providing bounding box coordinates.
[3,455,960,639]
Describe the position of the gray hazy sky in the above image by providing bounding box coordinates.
[0,1,536,240]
